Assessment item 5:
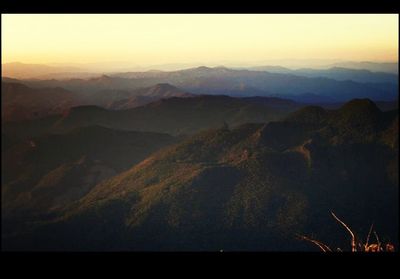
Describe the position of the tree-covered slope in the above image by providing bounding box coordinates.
[3,99,397,251]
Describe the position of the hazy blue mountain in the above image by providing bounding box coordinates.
[328,61,398,74]
[245,65,293,73]
[247,65,398,83]
[291,67,398,83]
[8,66,398,103]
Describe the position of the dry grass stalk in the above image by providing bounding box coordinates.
[298,211,395,252]
[296,234,332,252]
[331,211,356,252]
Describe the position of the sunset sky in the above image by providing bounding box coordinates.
[2,14,398,68]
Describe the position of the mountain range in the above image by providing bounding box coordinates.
[1,81,193,122]
[2,82,81,122]
[247,66,398,84]
[110,66,398,102]
[2,61,398,251]
[3,63,398,103]
[2,93,299,142]
[2,98,398,251]
[328,61,398,74]
[3,61,398,79]
[2,62,85,79]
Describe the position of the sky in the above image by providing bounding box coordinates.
[2,14,399,69]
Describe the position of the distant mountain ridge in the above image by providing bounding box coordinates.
[2,62,85,79]
[4,64,398,103]
[1,81,195,121]
[1,82,81,122]
[329,61,398,74]
[107,83,193,110]
[247,66,398,83]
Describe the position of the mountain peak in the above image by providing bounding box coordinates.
[186,66,215,73]
[152,83,179,90]
[214,66,229,70]
[340,98,381,115]
[330,99,384,142]
[89,74,113,82]
[196,66,212,71]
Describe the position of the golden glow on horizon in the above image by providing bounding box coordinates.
[1,14,398,66]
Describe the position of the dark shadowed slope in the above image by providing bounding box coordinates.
[3,99,397,251]
[1,125,178,229]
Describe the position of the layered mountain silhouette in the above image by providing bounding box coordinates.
[2,82,193,122]
[2,99,397,251]
[328,61,398,74]
[5,65,398,103]
[2,62,83,79]
[247,66,398,83]
[2,60,398,251]
[108,66,399,102]
[106,83,193,110]
[1,82,81,122]
[2,94,297,140]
